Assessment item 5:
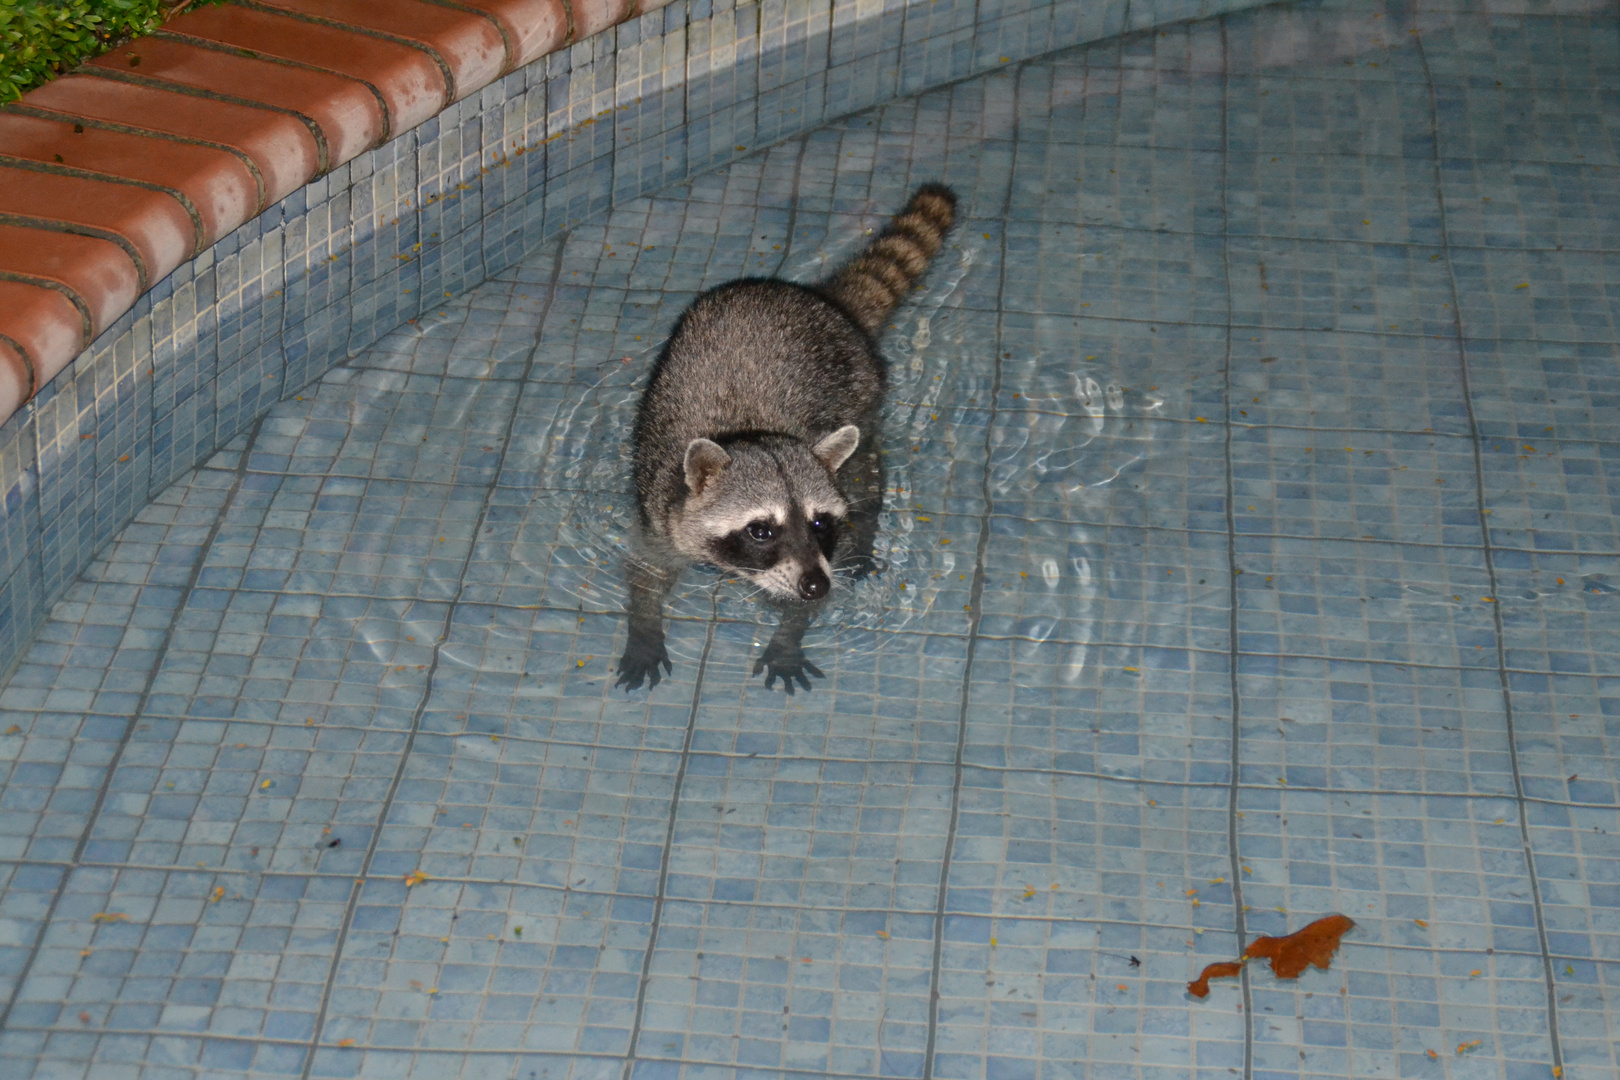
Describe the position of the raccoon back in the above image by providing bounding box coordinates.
[633,279,883,518]
[820,183,957,335]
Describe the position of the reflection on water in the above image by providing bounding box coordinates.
[508,234,1175,663]
[8,1,1619,1074]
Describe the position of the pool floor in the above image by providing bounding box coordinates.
[2,0,1619,1076]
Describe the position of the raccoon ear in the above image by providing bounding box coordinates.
[683,438,731,496]
[811,424,861,472]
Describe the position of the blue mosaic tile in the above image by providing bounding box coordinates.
[0,864,65,1008]
[1527,800,1620,964]
[1453,247,1620,349]
[1555,959,1620,1078]
[1236,789,1541,955]
[8,865,348,1046]
[1491,554,1620,677]
[1229,428,1484,546]
[139,590,448,725]
[1226,328,1471,435]
[317,880,653,1056]
[637,899,933,1075]
[964,637,1234,785]
[1464,339,1620,445]
[1505,672,1620,807]
[1242,942,1556,1080]
[931,916,1246,1079]
[1236,655,1513,797]
[2,0,1618,1076]
[1480,438,1620,554]
[1233,537,1502,669]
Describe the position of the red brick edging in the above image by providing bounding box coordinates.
[0,0,655,428]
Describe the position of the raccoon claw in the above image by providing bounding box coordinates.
[753,647,824,694]
[616,637,672,691]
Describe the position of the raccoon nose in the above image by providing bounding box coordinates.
[798,569,829,601]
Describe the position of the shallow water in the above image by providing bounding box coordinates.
[3,0,1620,1076]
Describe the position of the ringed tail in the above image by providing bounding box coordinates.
[822,183,957,334]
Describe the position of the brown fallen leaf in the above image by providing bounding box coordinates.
[1245,914,1355,979]
[1187,961,1244,998]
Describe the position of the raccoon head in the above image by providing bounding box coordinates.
[668,425,860,602]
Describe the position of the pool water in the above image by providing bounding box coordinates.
[2,0,1618,1076]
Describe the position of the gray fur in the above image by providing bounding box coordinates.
[618,184,957,692]
[632,277,879,562]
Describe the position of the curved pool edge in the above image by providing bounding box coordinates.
[0,0,1283,677]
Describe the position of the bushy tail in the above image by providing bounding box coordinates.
[822,183,957,334]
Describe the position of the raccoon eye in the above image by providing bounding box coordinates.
[746,522,775,542]
[810,516,829,533]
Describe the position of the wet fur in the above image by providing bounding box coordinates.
[617,183,957,692]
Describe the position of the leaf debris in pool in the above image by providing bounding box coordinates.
[1246,913,1355,979]
[1187,914,1355,998]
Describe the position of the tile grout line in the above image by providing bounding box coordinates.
[921,60,1018,1080]
[239,410,1619,446]
[614,79,806,1080]
[2,755,1596,859]
[41,601,1588,680]
[1414,29,1566,1077]
[294,231,572,1080]
[0,413,267,1033]
[619,598,718,1080]
[0,863,1586,964]
[0,417,44,691]
[771,137,812,279]
[1217,18,1256,1079]
[151,514,1620,576]
[111,570,1620,627]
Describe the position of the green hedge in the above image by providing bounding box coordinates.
[0,1,221,104]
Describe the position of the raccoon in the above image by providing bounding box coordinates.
[616,182,958,692]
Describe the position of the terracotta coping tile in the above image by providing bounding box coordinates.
[0,0,642,420]
[0,335,31,422]
[573,0,636,42]
[87,35,383,171]
[0,164,200,295]
[14,75,319,206]
[169,6,447,141]
[632,0,680,15]
[447,0,571,69]
[0,223,139,343]
[0,279,86,394]
[0,112,262,247]
[251,0,505,103]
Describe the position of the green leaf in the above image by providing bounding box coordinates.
[0,0,225,103]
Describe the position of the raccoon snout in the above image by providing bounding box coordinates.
[798,568,830,601]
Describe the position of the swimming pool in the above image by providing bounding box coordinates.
[1,0,1617,1077]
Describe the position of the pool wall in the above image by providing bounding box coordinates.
[0,0,1275,673]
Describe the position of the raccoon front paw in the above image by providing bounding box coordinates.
[616,635,672,691]
[752,644,824,694]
